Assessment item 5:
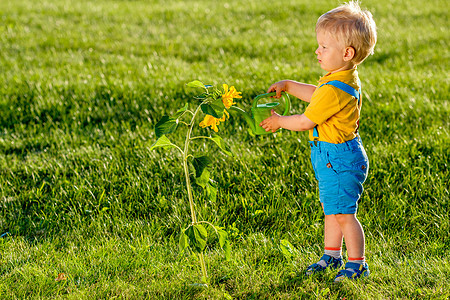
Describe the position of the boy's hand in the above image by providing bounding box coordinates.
[260,109,281,133]
[267,80,287,98]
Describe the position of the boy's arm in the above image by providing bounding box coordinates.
[259,110,316,133]
[267,80,316,103]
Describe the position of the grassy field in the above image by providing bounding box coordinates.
[0,0,449,298]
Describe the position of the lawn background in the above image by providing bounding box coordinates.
[0,0,448,299]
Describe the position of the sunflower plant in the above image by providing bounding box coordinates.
[150,80,242,284]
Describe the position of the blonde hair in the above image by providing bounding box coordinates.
[316,1,377,65]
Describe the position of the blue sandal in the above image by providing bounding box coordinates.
[305,254,343,276]
[334,262,370,282]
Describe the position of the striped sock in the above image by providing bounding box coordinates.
[348,257,365,266]
[324,247,342,259]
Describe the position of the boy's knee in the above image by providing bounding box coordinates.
[334,213,357,224]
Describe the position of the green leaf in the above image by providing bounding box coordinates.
[211,97,226,113]
[150,135,177,151]
[223,240,231,261]
[209,135,233,156]
[206,179,217,202]
[194,92,208,101]
[192,155,212,178]
[187,80,205,88]
[280,239,297,259]
[216,227,228,248]
[155,116,178,138]
[186,224,207,252]
[201,103,222,118]
[173,103,189,119]
[179,230,189,253]
[214,226,230,260]
[195,168,210,189]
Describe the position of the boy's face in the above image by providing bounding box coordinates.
[315,30,354,74]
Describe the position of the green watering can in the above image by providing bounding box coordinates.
[229,92,290,135]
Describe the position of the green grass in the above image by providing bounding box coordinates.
[0,0,449,298]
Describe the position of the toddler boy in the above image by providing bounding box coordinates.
[260,1,377,282]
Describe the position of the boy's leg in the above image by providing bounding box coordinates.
[324,214,344,251]
[334,213,364,259]
[334,213,369,282]
[305,208,344,276]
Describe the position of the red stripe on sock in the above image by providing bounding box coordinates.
[348,257,365,261]
[324,247,342,251]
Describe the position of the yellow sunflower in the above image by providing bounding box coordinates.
[199,110,229,132]
[222,84,242,109]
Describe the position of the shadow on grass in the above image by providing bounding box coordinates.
[208,270,359,299]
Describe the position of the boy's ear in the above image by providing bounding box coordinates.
[343,47,355,61]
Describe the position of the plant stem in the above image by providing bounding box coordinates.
[182,103,208,282]
[183,157,197,223]
[183,105,202,224]
[198,252,208,283]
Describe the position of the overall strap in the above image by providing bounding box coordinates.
[313,80,361,145]
[313,126,320,146]
[318,80,361,103]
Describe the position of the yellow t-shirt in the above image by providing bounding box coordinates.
[304,69,361,144]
